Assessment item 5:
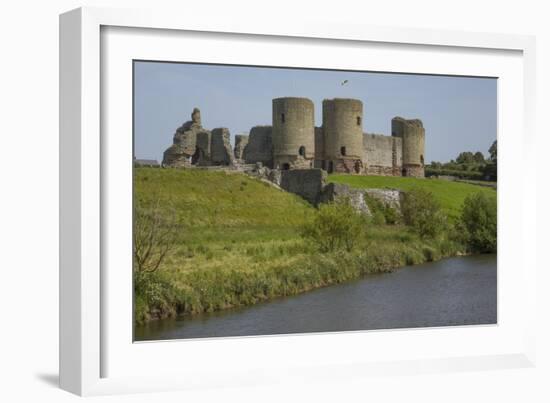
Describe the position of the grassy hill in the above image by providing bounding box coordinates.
[135,168,319,323]
[134,168,488,325]
[135,167,314,251]
[328,174,496,220]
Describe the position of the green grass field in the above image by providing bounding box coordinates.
[328,174,496,220]
[134,168,490,324]
[134,167,314,270]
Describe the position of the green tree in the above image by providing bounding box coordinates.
[456,151,474,164]
[301,198,367,253]
[401,188,447,238]
[483,140,498,180]
[459,192,497,253]
[473,151,485,163]
[489,140,497,162]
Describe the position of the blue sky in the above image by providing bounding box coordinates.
[134,61,497,163]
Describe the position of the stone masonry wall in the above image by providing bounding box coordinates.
[234,134,249,159]
[210,128,234,166]
[243,125,273,167]
[279,169,327,205]
[194,131,211,166]
[331,158,363,174]
[362,133,402,176]
[319,183,370,215]
[363,133,393,168]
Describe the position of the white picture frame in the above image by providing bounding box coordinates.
[59,6,537,396]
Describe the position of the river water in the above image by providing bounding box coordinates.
[135,254,496,341]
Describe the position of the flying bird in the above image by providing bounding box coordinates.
[341,79,349,86]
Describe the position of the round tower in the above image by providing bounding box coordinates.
[272,97,315,170]
[322,98,364,174]
[391,117,425,177]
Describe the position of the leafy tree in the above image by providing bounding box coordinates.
[473,151,485,163]
[459,192,497,253]
[489,140,497,162]
[301,198,367,253]
[482,140,498,180]
[482,162,497,181]
[456,151,474,164]
[401,188,447,238]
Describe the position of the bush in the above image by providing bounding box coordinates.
[134,270,178,323]
[425,167,485,180]
[382,206,400,225]
[364,195,401,225]
[459,192,497,253]
[401,188,447,238]
[301,198,367,253]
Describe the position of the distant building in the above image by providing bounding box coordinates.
[162,98,426,177]
[134,158,160,167]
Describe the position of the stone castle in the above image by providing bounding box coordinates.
[162,97,426,177]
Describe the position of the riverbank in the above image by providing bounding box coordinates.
[136,254,497,340]
[137,225,463,323]
[133,168,487,324]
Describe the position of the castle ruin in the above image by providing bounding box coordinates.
[162,97,425,177]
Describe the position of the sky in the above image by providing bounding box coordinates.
[134,61,497,164]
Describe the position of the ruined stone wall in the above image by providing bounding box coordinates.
[330,159,364,174]
[392,116,425,177]
[363,133,393,167]
[162,144,191,167]
[194,131,212,166]
[210,128,234,166]
[234,134,249,159]
[364,189,403,209]
[313,126,324,169]
[272,97,315,169]
[162,107,210,167]
[393,136,403,174]
[319,183,370,215]
[363,133,403,176]
[162,121,200,167]
[279,169,327,205]
[243,125,273,167]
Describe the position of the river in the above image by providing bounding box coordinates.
[135,254,496,341]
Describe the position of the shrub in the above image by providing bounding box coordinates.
[364,195,401,225]
[401,188,447,238]
[383,206,400,225]
[134,270,178,324]
[371,210,386,225]
[425,167,484,180]
[301,198,367,253]
[459,192,497,253]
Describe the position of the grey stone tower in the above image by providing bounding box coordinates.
[272,97,315,170]
[322,98,364,174]
[391,117,425,177]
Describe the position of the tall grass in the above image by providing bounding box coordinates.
[134,169,468,324]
